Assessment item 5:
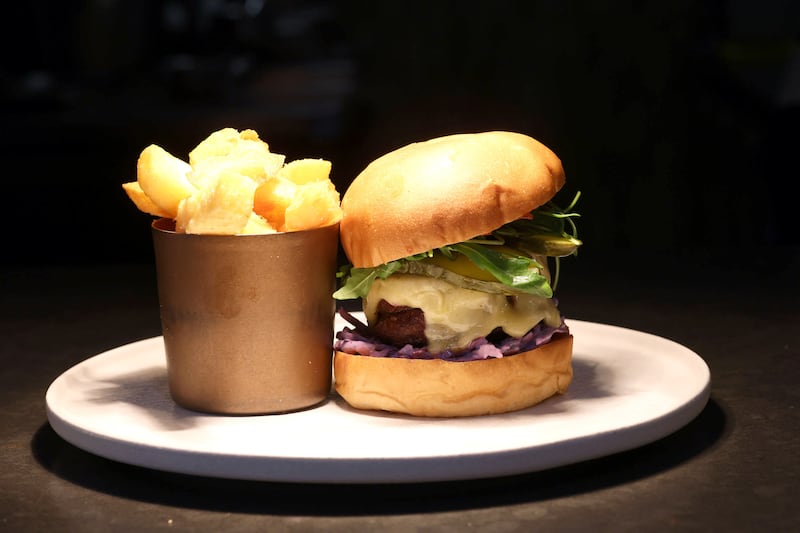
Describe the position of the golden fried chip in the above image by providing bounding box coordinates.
[121,181,171,217]
[241,212,277,235]
[278,158,332,185]
[176,173,257,235]
[283,180,342,231]
[137,144,197,217]
[188,128,284,188]
[188,128,265,163]
[253,177,297,231]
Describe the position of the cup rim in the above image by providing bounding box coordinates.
[151,217,340,237]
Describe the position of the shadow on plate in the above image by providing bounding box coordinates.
[31,396,729,516]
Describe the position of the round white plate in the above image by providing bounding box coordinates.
[46,316,710,484]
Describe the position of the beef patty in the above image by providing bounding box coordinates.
[370,299,427,347]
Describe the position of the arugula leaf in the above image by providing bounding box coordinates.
[495,191,582,290]
[332,260,404,299]
[333,243,552,299]
[496,191,582,257]
[447,243,552,297]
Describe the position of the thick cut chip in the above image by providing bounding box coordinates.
[176,173,257,234]
[121,181,171,217]
[125,128,342,235]
[241,212,277,235]
[283,180,342,231]
[188,128,284,188]
[188,128,265,162]
[137,145,196,217]
[253,177,297,231]
[278,158,332,185]
[189,150,285,189]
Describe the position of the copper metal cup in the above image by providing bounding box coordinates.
[151,218,339,415]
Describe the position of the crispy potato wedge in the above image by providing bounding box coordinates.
[278,158,332,185]
[176,173,257,235]
[284,180,342,231]
[241,212,277,235]
[122,181,171,217]
[188,128,284,187]
[188,128,264,163]
[137,144,196,217]
[253,177,297,231]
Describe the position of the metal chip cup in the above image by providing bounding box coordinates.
[151,218,339,415]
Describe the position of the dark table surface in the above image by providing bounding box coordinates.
[2,247,798,532]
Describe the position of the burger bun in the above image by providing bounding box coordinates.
[333,334,573,417]
[340,131,566,268]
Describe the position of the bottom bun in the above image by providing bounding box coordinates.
[333,334,573,417]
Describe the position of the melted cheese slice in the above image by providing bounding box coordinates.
[362,274,562,353]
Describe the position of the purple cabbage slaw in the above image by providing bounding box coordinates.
[334,308,570,362]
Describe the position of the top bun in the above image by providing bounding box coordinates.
[340,131,566,268]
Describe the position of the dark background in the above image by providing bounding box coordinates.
[2,0,797,266]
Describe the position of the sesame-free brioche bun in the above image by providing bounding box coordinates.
[334,334,573,417]
[340,131,566,268]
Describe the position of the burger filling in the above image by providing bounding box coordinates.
[364,273,562,353]
[334,306,569,362]
[333,192,582,360]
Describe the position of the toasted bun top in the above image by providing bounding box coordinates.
[340,131,565,268]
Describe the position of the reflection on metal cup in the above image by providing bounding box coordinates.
[151,218,339,415]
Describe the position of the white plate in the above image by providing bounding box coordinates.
[46,316,710,484]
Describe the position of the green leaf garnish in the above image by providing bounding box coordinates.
[495,191,582,256]
[332,260,404,300]
[333,191,582,300]
[446,243,552,297]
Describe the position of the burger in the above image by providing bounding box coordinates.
[332,131,581,417]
